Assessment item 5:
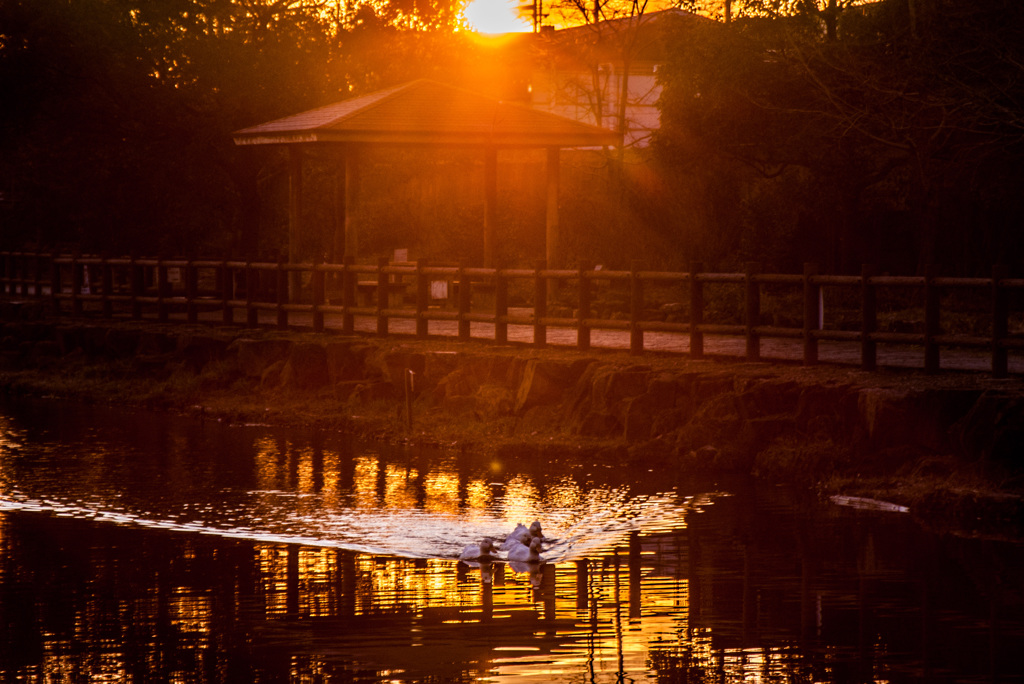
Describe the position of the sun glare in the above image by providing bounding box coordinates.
[465,0,532,33]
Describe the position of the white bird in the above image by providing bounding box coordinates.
[506,536,543,564]
[459,538,498,562]
[500,520,544,551]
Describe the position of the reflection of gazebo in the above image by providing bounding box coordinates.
[232,79,619,272]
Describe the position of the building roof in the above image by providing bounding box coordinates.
[233,79,620,148]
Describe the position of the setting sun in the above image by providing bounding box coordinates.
[464,0,533,33]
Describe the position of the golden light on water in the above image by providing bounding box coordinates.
[424,470,460,513]
[500,475,540,525]
[353,454,380,508]
[465,478,493,515]
[254,436,282,490]
[384,463,419,509]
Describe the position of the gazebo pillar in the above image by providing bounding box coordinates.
[545,147,561,268]
[483,147,497,268]
[344,146,361,260]
[288,146,304,296]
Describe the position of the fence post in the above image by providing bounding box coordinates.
[157,258,169,322]
[31,248,42,296]
[5,252,13,296]
[495,268,508,344]
[745,262,761,361]
[861,264,877,371]
[689,262,704,359]
[51,251,62,315]
[534,260,547,347]
[992,264,1009,378]
[342,256,355,334]
[246,262,258,328]
[458,262,471,341]
[221,260,233,325]
[377,255,389,336]
[416,259,429,338]
[630,260,644,355]
[130,255,143,320]
[5,252,13,295]
[71,252,83,316]
[35,251,45,300]
[924,265,940,373]
[276,258,289,330]
[101,254,113,319]
[19,253,28,297]
[15,251,24,295]
[802,262,819,365]
[312,260,325,333]
[578,261,592,351]
[186,258,198,324]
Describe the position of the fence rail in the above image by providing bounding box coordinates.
[1,251,1021,377]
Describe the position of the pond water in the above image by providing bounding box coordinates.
[0,397,1022,683]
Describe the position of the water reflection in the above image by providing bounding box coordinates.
[0,398,1022,682]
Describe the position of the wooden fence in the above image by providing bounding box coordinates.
[1,251,1022,377]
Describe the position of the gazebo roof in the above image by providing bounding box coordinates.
[233,79,620,148]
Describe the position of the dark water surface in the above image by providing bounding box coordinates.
[1,398,1022,683]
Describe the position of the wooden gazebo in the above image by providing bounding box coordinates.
[232,79,619,270]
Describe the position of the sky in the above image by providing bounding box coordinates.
[464,0,534,33]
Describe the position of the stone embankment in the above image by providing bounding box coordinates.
[2,317,1023,532]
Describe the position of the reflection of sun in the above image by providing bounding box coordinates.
[465,0,532,33]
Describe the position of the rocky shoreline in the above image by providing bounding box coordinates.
[2,316,1023,539]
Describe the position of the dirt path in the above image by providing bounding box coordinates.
[197,308,1022,375]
